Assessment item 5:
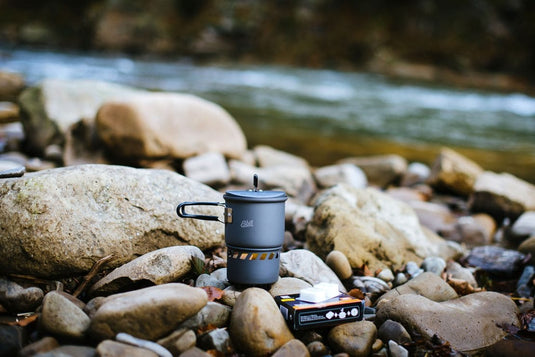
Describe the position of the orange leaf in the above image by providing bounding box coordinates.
[200,286,224,302]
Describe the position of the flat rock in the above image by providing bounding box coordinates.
[470,171,535,221]
[338,154,407,188]
[377,272,458,307]
[376,291,519,353]
[89,246,205,296]
[426,147,483,196]
[89,283,207,341]
[0,164,224,278]
[280,249,346,292]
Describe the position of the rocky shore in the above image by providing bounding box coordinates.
[1,71,535,356]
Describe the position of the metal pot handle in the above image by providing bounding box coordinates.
[176,201,227,222]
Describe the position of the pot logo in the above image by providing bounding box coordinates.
[240,219,254,228]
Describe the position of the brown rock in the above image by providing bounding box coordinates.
[470,171,535,221]
[89,283,207,341]
[427,147,483,196]
[229,287,294,356]
[338,154,407,188]
[96,92,247,160]
[327,321,377,357]
[376,292,519,353]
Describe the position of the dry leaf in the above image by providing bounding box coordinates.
[200,286,224,302]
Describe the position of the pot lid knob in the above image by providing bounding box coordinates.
[253,174,259,191]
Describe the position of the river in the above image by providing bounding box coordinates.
[2,48,535,183]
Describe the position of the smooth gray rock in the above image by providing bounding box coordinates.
[377,272,458,307]
[0,277,43,312]
[40,291,90,339]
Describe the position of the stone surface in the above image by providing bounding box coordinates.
[426,147,483,196]
[280,249,346,292]
[306,185,453,272]
[179,301,232,330]
[376,292,519,353]
[0,164,224,277]
[229,287,294,356]
[89,283,207,341]
[0,325,26,357]
[89,246,205,296]
[313,163,367,189]
[0,71,25,101]
[327,321,377,357]
[96,340,158,357]
[470,171,535,221]
[254,145,309,169]
[377,272,458,307]
[18,336,59,357]
[518,236,535,265]
[272,339,310,357]
[445,261,478,288]
[508,211,535,240]
[116,332,173,357]
[325,250,353,280]
[183,151,231,186]
[466,245,526,278]
[157,328,197,356]
[40,291,90,339]
[18,79,141,155]
[0,277,43,312]
[96,92,247,159]
[338,154,407,188]
[0,101,19,124]
[377,319,412,345]
[269,277,312,297]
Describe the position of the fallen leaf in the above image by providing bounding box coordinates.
[6,314,38,327]
[200,286,224,302]
[348,288,365,300]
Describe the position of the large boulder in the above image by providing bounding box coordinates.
[95,92,247,160]
[18,79,141,155]
[306,184,456,272]
[470,171,535,221]
[0,164,224,278]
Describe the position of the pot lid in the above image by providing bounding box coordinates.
[223,190,287,203]
[224,174,287,202]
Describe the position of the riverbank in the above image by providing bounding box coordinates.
[1,75,535,355]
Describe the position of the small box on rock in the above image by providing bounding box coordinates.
[274,289,364,330]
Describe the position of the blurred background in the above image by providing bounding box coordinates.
[1,0,535,182]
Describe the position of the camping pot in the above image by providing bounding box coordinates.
[176,175,287,285]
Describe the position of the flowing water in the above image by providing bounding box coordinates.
[2,48,535,183]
